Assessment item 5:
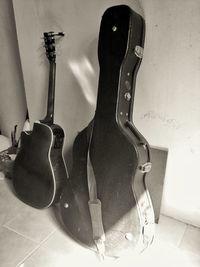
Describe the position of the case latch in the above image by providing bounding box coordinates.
[139,162,152,173]
[134,45,144,58]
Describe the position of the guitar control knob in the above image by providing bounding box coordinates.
[124,92,131,101]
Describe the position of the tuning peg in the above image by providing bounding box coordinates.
[52,32,65,36]
[41,31,65,40]
[57,31,65,36]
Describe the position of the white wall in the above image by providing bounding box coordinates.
[0,0,26,139]
[13,0,200,227]
[135,0,200,227]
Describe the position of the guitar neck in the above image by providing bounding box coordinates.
[42,61,56,125]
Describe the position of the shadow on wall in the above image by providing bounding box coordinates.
[0,0,27,139]
[63,38,99,171]
[68,51,98,108]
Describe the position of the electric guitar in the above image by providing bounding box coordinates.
[13,31,68,209]
[60,5,155,258]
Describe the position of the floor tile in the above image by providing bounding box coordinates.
[21,244,200,267]
[4,207,56,243]
[115,241,200,267]
[39,224,95,256]
[18,246,72,267]
[180,252,200,267]
[154,214,187,246]
[19,246,101,267]
[1,176,200,267]
[19,228,100,267]
[179,225,200,256]
[0,226,37,267]
[20,215,200,267]
[0,180,27,225]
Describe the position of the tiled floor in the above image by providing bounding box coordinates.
[0,175,200,267]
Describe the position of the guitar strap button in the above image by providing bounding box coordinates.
[64,203,69,208]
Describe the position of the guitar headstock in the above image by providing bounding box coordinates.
[43,31,64,62]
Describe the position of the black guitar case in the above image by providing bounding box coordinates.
[60,5,155,258]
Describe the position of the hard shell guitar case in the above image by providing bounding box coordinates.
[60,5,155,258]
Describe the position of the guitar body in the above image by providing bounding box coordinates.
[13,32,67,209]
[60,5,154,257]
[13,121,67,208]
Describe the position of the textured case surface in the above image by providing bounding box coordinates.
[60,5,154,257]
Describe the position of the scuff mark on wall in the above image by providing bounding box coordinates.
[141,110,182,130]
